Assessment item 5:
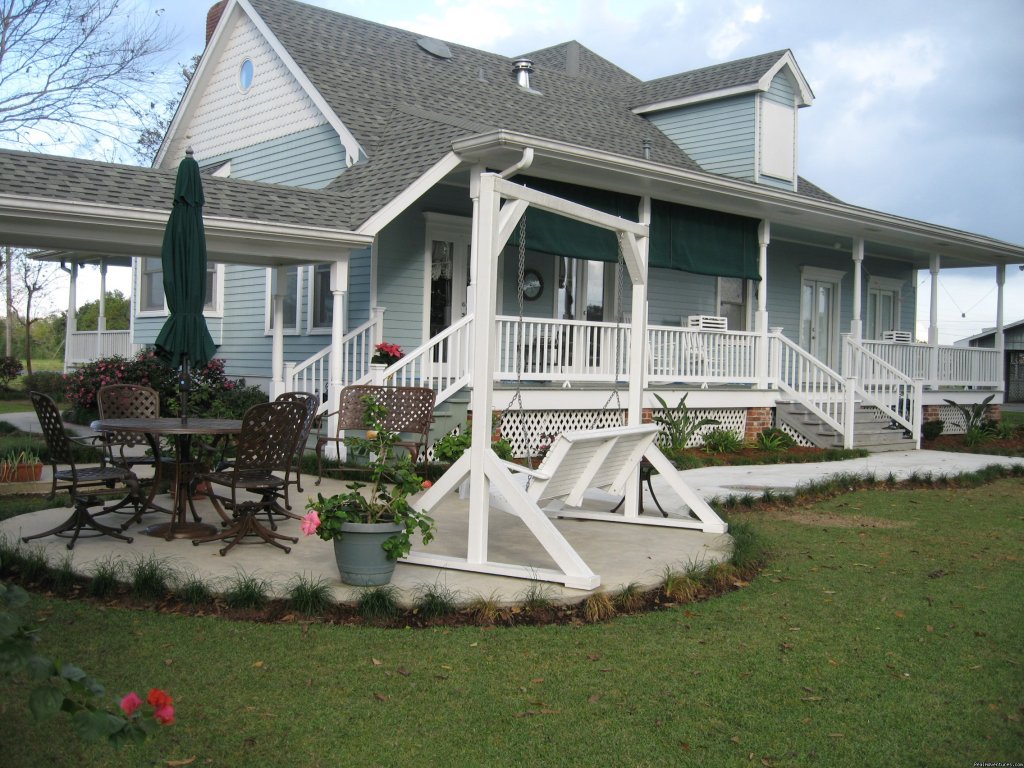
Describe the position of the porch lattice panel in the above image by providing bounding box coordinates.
[775,420,814,447]
[649,407,746,449]
[936,404,968,434]
[493,407,747,457]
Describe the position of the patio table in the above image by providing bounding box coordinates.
[91,417,242,540]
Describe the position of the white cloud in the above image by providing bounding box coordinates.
[706,2,766,59]
[389,0,556,50]
[808,32,944,111]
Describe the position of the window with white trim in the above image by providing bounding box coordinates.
[717,277,750,331]
[136,259,223,316]
[139,257,164,313]
[264,267,302,334]
[866,276,904,340]
[310,263,333,331]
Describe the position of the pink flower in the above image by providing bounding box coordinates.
[120,691,142,716]
[147,688,173,710]
[301,510,320,536]
[153,705,175,725]
[421,480,433,489]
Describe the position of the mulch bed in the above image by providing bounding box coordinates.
[924,434,1024,456]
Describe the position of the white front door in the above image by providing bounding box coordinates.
[800,275,839,367]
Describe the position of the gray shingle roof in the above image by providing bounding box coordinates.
[248,0,705,227]
[1,4,838,235]
[631,50,790,109]
[520,41,640,85]
[0,148,347,230]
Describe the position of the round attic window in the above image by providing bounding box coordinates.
[238,58,255,92]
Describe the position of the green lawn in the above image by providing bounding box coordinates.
[1,478,1021,766]
[1002,410,1024,428]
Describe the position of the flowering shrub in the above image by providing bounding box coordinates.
[371,342,403,366]
[64,350,266,421]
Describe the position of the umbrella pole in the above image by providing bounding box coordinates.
[179,354,190,423]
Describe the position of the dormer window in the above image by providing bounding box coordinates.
[760,98,796,181]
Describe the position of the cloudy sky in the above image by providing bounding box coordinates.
[87,0,1024,342]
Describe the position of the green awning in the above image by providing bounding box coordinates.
[507,176,761,280]
[508,176,639,264]
[649,200,761,280]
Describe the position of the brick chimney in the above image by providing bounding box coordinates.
[206,1,228,45]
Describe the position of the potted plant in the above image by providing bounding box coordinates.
[370,342,404,366]
[1,448,43,483]
[302,396,434,585]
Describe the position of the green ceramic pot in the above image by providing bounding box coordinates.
[332,521,403,586]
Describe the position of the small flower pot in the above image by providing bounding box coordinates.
[332,521,404,586]
[15,463,43,482]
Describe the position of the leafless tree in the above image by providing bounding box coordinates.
[8,249,63,373]
[0,0,176,152]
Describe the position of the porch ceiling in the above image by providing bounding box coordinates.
[452,132,1024,271]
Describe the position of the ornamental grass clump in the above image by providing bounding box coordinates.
[303,395,435,560]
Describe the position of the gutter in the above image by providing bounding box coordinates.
[451,130,1024,265]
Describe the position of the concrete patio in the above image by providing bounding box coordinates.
[2,425,1021,606]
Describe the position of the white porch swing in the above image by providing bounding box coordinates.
[405,172,727,590]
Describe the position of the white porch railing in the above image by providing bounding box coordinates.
[376,314,474,403]
[859,340,1000,389]
[495,316,631,383]
[771,333,851,446]
[647,325,760,384]
[284,315,380,413]
[844,337,921,443]
[66,330,139,365]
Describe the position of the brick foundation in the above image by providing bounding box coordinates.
[922,404,941,423]
[744,407,774,442]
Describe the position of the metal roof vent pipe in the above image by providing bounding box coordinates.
[513,58,534,89]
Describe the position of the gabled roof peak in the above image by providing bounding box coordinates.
[631,49,814,113]
[519,40,640,85]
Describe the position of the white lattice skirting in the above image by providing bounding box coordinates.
[493,408,748,458]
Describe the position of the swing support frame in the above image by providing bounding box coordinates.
[406,172,726,590]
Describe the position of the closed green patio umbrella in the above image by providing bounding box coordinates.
[155,148,217,418]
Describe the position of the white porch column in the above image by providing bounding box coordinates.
[467,172,502,564]
[270,266,287,398]
[466,165,484,315]
[64,262,78,372]
[330,256,349,397]
[850,238,864,342]
[622,198,652,520]
[755,220,770,388]
[996,264,1006,393]
[96,261,107,360]
[928,254,940,387]
[371,305,385,345]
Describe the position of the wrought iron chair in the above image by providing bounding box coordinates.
[191,399,306,555]
[274,391,320,512]
[96,384,166,525]
[315,385,435,482]
[23,392,139,549]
